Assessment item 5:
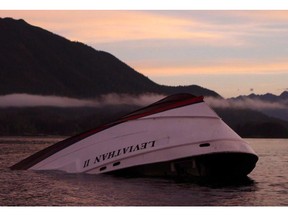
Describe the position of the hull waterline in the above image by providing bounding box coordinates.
[108,153,258,178]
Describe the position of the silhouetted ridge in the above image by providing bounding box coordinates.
[0,17,219,98]
[280,91,288,99]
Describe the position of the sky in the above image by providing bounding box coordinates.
[1,9,288,98]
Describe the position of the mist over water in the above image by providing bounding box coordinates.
[0,93,164,108]
[205,97,288,110]
[1,93,287,111]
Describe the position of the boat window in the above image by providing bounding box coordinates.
[113,161,121,167]
[100,166,107,171]
[199,143,210,147]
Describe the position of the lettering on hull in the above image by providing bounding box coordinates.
[82,140,156,169]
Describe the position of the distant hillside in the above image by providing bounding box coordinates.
[1,104,287,138]
[0,17,219,98]
[232,91,288,105]
[214,108,288,138]
[0,106,138,136]
[230,91,288,121]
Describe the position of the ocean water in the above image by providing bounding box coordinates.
[0,137,287,206]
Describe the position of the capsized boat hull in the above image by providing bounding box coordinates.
[11,94,258,178]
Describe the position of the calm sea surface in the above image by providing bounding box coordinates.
[0,137,287,206]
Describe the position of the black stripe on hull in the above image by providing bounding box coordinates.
[108,152,258,179]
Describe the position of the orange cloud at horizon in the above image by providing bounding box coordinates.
[133,59,288,76]
[3,10,288,45]
[5,10,288,56]
[0,10,239,44]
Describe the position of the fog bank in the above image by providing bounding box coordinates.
[205,97,287,110]
[0,93,165,108]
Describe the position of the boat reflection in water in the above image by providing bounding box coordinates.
[11,94,258,180]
